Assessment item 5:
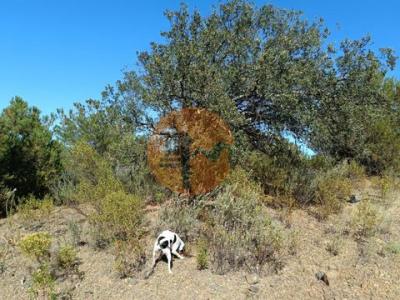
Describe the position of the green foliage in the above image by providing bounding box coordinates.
[109,0,398,175]
[55,95,153,196]
[90,191,144,242]
[18,232,52,263]
[56,244,78,271]
[62,140,146,266]
[28,264,56,300]
[0,97,62,205]
[243,149,305,197]
[196,239,209,270]
[385,241,400,255]
[65,140,123,207]
[361,113,400,174]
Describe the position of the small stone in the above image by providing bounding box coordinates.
[348,194,361,203]
[245,274,259,285]
[316,271,330,286]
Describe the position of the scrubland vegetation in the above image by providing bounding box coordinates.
[1,0,400,299]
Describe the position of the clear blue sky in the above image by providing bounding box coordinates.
[1,0,399,116]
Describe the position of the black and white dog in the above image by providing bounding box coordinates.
[152,230,185,274]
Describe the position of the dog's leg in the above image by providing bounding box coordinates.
[152,246,159,269]
[172,249,184,259]
[171,242,184,259]
[166,250,172,274]
[178,241,185,252]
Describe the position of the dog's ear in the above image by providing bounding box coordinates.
[160,240,169,249]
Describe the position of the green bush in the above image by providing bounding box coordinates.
[196,239,209,270]
[312,165,352,219]
[243,150,295,197]
[56,245,78,271]
[361,115,400,175]
[90,191,144,243]
[0,97,63,203]
[66,141,123,207]
[18,232,52,263]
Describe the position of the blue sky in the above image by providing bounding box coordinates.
[1,0,399,116]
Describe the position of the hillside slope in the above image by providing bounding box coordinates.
[1,180,399,299]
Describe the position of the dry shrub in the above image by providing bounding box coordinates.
[88,190,146,277]
[205,168,284,275]
[17,195,54,225]
[29,264,56,299]
[66,142,147,276]
[155,197,200,243]
[0,243,9,274]
[0,185,17,217]
[351,200,383,239]
[371,175,399,204]
[67,220,83,247]
[285,230,300,256]
[312,162,355,219]
[325,236,343,256]
[113,239,147,278]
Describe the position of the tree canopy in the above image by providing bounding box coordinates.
[111,0,398,173]
[0,97,62,200]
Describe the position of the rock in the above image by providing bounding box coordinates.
[245,274,259,285]
[348,194,361,204]
[248,284,259,294]
[316,271,330,286]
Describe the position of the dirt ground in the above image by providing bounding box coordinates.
[1,182,400,299]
